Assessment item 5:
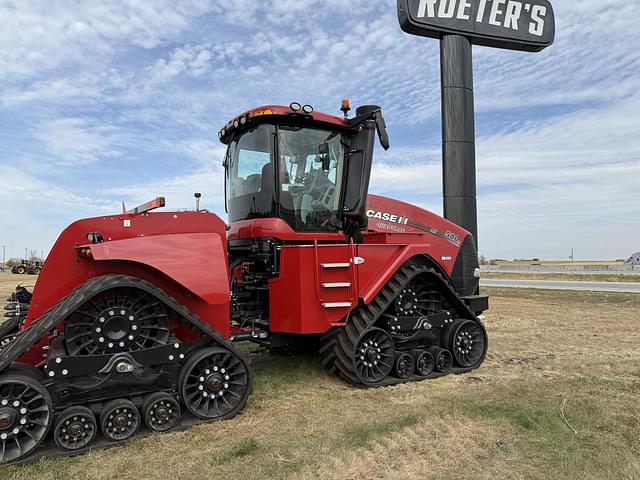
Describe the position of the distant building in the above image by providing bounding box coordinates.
[626,252,640,265]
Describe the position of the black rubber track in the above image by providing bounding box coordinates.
[0,275,249,376]
[0,316,20,340]
[319,257,485,387]
[0,275,253,464]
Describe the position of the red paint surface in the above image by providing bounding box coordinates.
[19,210,230,365]
[230,105,352,130]
[21,191,470,359]
[260,195,471,334]
[89,233,229,305]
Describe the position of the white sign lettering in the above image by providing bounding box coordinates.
[413,0,548,37]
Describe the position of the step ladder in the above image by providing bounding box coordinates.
[315,244,357,310]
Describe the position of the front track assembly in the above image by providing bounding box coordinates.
[0,275,252,464]
[320,258,488,387]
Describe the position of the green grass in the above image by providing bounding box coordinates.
[213,437,259,465]
[445,380,640,480]
[340,413,422,449]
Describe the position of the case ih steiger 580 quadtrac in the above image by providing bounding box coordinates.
[0,102,488,463]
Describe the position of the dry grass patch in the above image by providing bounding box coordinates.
[0,279,639,479]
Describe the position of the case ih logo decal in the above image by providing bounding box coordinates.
[367,210,462,246]
[367,210,410,225]
[398,0,555,52]
[367,210,409,233]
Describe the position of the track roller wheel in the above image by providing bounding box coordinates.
[142,393,181,433]
[53,406,97,451]
[443,319,488,368]
[100,399,140,442]
[179,346,250,420]
[0,374,52,463]
[428,347,453,373]
[354,328,395,385]
[411,349,435,377]
[393,352,415,379]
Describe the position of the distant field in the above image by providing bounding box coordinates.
[0,274,639,479]
[494,260,625,267]
[482,271,640,283]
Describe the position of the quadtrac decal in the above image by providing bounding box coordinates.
[366,210,462,246]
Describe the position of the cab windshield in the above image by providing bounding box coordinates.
[226,123,346,231]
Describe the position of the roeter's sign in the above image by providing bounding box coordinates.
[398,0,555,52]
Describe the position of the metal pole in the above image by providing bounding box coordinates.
[2,245,5,271]
[440,34,478,251]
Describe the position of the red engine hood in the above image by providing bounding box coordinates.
[365,194,470,248]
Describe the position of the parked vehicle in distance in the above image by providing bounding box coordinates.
[10,260,42,275]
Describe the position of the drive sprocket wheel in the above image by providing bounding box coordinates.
[353,328,395,385]
[53,406,97,451]
[100,399,140,442]
[64,287,170,356]
[443,319,488,368]
[394,276,443,317]
[179,346,250,420]
[0,374,52,463]
[142,392,180,433]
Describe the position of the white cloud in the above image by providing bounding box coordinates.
[148,45,214,81]
[0,1,218,79]
[368,94,640,259]
[0,0,639,261]
[101,166,226,216]
[34,118,119,166]
[0,165,113,257]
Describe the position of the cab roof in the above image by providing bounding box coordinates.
[218,104,353,145]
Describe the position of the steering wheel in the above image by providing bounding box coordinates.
[311,182,336,210]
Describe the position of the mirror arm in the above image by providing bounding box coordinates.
[348,109,390,151]
[347,110,380,129]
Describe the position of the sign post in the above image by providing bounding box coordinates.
[398,0,555,251]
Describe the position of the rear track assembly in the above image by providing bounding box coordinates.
[320,257,487,387]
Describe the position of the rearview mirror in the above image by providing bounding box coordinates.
[375,112,390,151]
[318,143,331,172]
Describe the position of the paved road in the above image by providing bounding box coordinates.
[480,278,640,293]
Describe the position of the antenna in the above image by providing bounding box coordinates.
[194,193,202,212]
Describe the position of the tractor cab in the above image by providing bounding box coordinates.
[220,102,389,238]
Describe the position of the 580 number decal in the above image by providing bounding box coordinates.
[444,231,460,243]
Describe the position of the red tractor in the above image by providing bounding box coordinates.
[0,102,488,463]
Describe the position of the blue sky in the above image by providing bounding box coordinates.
[0,0,638,261]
